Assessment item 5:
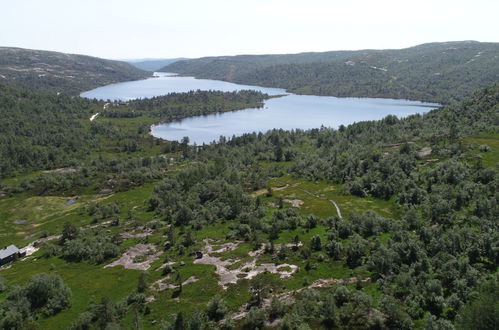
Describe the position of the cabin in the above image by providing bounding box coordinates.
[0,245,25,265]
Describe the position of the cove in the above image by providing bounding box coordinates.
[82,72,438,145]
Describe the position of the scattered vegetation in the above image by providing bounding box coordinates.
[0,65,497,329]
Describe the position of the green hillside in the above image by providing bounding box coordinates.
[0,80,496,328]
[163,41,499,103]
[0,47,151,95]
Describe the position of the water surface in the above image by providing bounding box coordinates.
[82,73,438,144]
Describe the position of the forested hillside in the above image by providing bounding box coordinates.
[0,47,150,95]
[0,83,99,177]
[0,80,497,329]
[163,41,499,103]
[0,84,268,178]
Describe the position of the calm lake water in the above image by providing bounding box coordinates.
[82,72,438,145]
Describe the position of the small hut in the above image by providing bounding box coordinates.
[0,245,25,265]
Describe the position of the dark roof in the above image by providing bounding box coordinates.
[0,245,19,259]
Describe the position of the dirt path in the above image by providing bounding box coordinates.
[273,179,343,219]
[19,234,61,257]
[329,200,342,219]
[89,102,109,121]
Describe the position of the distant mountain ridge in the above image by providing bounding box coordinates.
[0,47,151,95]
[162,41,499,103]
[126,58,188,71]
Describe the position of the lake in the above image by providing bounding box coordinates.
[82,72,438,145]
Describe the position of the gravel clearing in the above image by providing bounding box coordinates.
[104,243,161,271]
[195,239,299,289]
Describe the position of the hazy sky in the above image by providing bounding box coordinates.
[1,0,498,59]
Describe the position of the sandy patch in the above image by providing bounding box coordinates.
[120,227,154,239]
[151,275,199,291]
[418,147,432,158]
[283,199,303,208]
[195,239,299,289]
[155,261,176,271]
[104,243,161,271]
[251,184,294,197]
[42,167,77,174]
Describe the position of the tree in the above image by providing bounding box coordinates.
[174,312,184,330]
[59,222,79,245]
[175,271,183,293]
[205,295,229,321]
[326,240,342,260]
[292,235,300,251]
[306,215,318,229]
[346,235,367,268]
[250,278,266,307]
[187,311,205,330]
[456,278,499,330]
[137,273,148,293]
[268,297,285,320]
[321,294,339,329]
[310,235,322,251]
[243,307,265,330]
[22,273,72,316]
[182,229,195,247]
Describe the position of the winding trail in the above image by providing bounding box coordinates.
[329,199,342,219]
[90,102,110,121]
[274,179,343,219]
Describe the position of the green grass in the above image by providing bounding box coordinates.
[264,175,401,219]
[0,170,44,186]
[0,255,140,329]
[464,132,499,168]
[0,193,106,247]
[0,171,403,328]
[0,183,156,248]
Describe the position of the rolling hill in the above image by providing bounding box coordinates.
[162,41,499,103]
[0,47,151,95]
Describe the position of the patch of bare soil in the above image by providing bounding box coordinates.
[195,239,299,289]
[151,275,199,291]
[88,220,112,229]
[104,243,161,271]
[155,261,176,271]
[20,234,61,257]
[120,227,154,239]
[283,199,303,208]
[421,158,440,166]
[42,167,77,174]
[251,184,294,197]
[418,147,432,158]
